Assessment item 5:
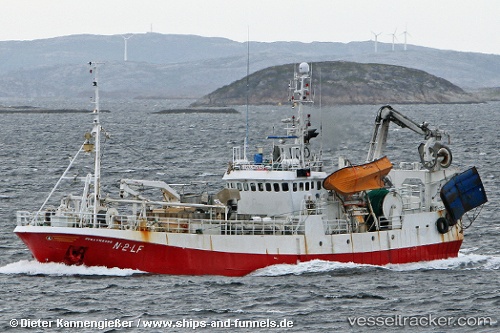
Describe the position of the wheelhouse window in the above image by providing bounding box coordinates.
[273,183,280,192]
[282,183,289,192]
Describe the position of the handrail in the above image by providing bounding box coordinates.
[16,210,352,236]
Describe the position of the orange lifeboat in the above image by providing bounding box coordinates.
[323,156,393,195]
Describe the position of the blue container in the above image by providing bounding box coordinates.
[254,153,263,164]
[440,167,487,223]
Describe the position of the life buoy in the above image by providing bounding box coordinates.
[436,217,449,234]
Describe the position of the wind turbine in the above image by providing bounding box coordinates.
[390,29,398,51]
[401,27,411,51]
[121,34,133,62]
[371,31,382,53]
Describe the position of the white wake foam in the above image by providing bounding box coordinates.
[250,252,500,277]
[0,260,144,276]
[250,259,375,277]
[386,252,500,271]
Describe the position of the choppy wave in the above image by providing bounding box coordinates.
[251,253,500,276]
[0,260,145,276]
[198,172,219,177]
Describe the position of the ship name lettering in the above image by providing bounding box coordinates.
[242,165,266,170]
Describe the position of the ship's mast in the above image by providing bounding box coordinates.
[89,62,103,226]
[244,29,250,162]
[290,62,313,168]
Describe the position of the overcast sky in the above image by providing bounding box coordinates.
[1,0,499,55]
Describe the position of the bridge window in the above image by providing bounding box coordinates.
[305,182,310,191]
[250,183,256,191]
[266,183,272,191]
[293,183,297,192]
[237,183,242,191]
[299,182,304,191]
[282,183,289,192]
[243,182,249,191]
[258,183,264,191]
[273,183,280,192]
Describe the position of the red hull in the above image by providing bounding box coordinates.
[15,231,463,277]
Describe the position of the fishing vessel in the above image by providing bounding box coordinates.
[14,62,487,276]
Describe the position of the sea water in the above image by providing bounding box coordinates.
[0,98,498,332]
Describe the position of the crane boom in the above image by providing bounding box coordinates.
[366,105,451,170]
[119,179,181,202]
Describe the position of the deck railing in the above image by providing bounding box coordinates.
[16,210,356,236]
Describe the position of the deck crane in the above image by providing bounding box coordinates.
[366,105,452,171]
